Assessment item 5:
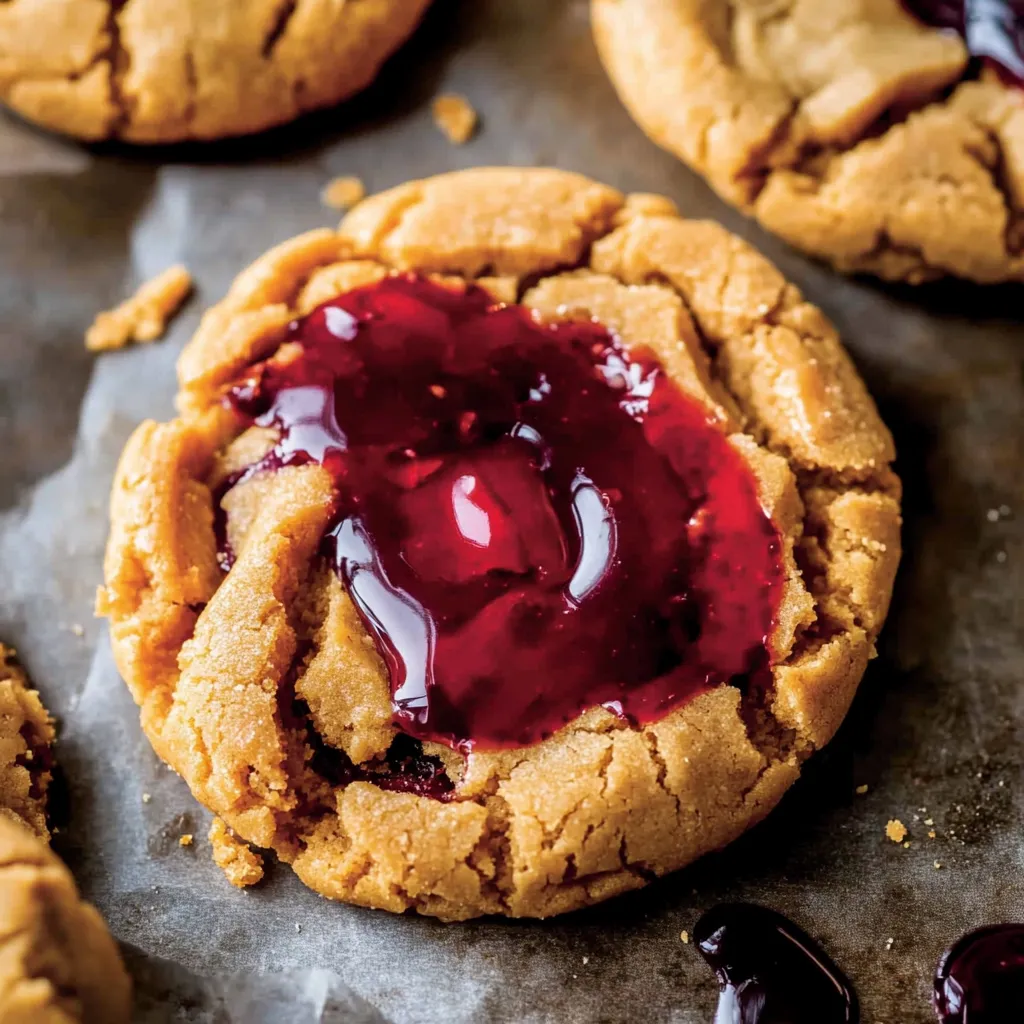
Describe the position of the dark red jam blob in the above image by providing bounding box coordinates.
[903,1,1024,87]
[311,733,454,801]
[222,275,783,753]
[693,903,858,1024]
[934,924,1024,1022]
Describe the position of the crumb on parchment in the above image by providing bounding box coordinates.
[432,94,477,144]
[179,833,193,847]
[209,816,264,888]
[886,819,908,843]
[86,265,193,351]
[321,175,366,211]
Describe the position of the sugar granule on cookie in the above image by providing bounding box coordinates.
[321,176,366,211]
[100,168,901,921]
[886,819,908,843]
[432,94,478,144]
[86,266,193,352]
[209,817,264,888]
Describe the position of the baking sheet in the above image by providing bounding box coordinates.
[1,1,1022,1020]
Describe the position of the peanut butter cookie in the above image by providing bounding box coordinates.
[592,0,1024,284]
[0,647,131,1023]
[0,645,55,839]
[0,0,432,142]
[99,168,901,920]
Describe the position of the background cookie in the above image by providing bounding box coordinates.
[0,0,432,142]
[0,648,131,1023]
[592,0,1024,284]
[0,644,55,839]
[99,167,900,920]
[0,815,131,1024]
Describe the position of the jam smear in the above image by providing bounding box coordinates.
[693,903,858,1024]
[223,275,782,753]
[934,924,1024,1022]
[903,1,1024,87]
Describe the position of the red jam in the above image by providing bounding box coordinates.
[934,924,1024,1022]
[693,903,858,1023]
[902,1,1024,87]
[222,275,783,753]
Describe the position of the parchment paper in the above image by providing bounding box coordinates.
[1,2,1022,1021]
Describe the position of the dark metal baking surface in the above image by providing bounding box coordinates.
[0,2,1021,1021]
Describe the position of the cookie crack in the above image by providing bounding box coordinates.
[262,0,299,58]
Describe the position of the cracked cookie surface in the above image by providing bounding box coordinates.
[99,168,901,920]
[592,0,1024,284]
[0,0,432,142]
[0,648,131,1023]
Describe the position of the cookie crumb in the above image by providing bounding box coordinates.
[85,265,193,352]
[928,830,936,839]
[69,623,85,637]
[885,937,894,951]
[432,94,477,144]
[582,956,589,964]
[295,923,302,933]
[179,833,193,847]
[924,818,934,826]
[986,508,1000,522]
[209,816,264,888]
[142,793,151,804]
[680,930,689,944]
[903,841,912,849]
[321,175,366,211]
[855,784,869,795]
[885,819,908,843]
[934,861,943,869]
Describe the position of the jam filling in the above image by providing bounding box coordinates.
[221,275,783,753]
[693,903,858,1023]
[903,1,1024,87]
[934,924,1024,1022]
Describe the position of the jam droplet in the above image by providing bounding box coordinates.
[934,924,1024,1022]
[693,903,858,1024]
[903,1,1024,87]
[223,275,783,752]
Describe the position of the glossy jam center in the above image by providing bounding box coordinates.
[693,903,858,1024]
[903,1,1024,86]
[223,275,782,752]
[934,924,1024,1022]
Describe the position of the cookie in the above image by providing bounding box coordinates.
[592,0,1024,284]
[0,647,131,1022]
[0,0,432,142]
[98,168,901,920]
[0,645,55,839]
[0,815,132,1024]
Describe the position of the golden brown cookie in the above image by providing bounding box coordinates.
[0,0,432,142]
[592,0,1024,284]
[98,168,901,920]
[0,815,131,1024]
[0,645,55,840]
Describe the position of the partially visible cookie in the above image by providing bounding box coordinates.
[0,815,131,1024]
[0,646,131,1023]
[0,645,55,839]
[0,0,432,142]
[592,0,1024,283]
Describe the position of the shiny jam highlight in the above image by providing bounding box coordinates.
[223,276,783,752]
